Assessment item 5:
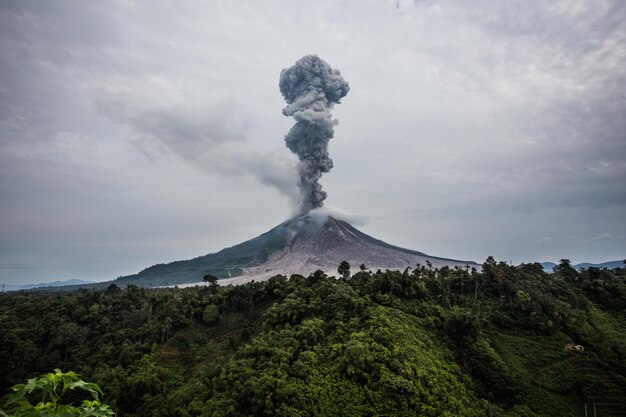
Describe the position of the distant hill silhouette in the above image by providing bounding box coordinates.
[2,279,94,292]
[541,260,624,273]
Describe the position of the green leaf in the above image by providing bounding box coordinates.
[68,380,102,401]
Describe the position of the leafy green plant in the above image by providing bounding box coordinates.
[0,369,114,417]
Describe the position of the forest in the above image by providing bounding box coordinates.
[0,258,625,416]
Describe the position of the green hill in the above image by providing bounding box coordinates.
[1,260,625,416]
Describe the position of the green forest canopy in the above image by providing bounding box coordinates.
[1,259,625,416]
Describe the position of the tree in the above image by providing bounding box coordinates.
[203,274,218,285]
[338,261,351,279]
[554,259,578,281]
[0,369,114,417]
[203,274,219,293]
[202,304,219,324]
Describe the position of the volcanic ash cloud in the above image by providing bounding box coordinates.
[279,55,350,215]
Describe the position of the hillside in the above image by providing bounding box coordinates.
[1,260,625,416]
[105,214,478,288]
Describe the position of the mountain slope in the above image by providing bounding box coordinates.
[234,215,476,284]
[116,214,477,287]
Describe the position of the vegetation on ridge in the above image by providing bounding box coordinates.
[0,259,625,416]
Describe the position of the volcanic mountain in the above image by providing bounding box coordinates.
[113,214,478,288]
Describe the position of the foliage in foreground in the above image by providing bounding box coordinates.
[0,369,114,417]
[0,259,625,416]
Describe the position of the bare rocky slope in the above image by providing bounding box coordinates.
[114,214,478,288]
[230,215,477,284]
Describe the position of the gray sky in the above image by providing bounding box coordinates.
[1,0,625,284]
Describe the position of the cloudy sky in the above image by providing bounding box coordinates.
[1,0,625,284]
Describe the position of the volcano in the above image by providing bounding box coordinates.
[114,214,478,288]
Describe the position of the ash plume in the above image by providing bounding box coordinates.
[280,55,350,215]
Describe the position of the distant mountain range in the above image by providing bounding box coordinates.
[540,260,624,273]
[1,279,94,292]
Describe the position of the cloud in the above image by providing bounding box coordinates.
[96,90,301,210]
[349,0,626,214]
[1,0,625,283]
[310,206,369,227]
[589,233,624,242]
[0,263,40,271]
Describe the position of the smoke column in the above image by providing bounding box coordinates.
[279,55,350,215]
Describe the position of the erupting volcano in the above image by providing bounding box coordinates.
[110,55,478,288]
